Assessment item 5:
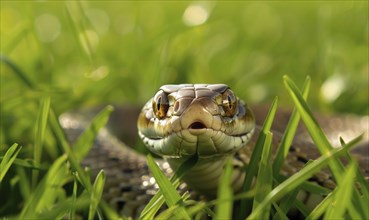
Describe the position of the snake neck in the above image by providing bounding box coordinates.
[166,155,245,197]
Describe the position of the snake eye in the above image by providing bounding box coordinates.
[222,89,238,117]
[152,90,169,119]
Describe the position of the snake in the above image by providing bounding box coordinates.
[60,84,369,218]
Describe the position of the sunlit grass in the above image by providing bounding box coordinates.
[0,104,120,219]
[139,154,197,219]
[1,1,368,219]
[239,97,278,218]
[0,143,21,182]
[215,157,234,220]
[141,76,368,219]
[1,69,367,219]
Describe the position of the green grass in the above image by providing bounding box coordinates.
[138,76,369,219]
[1,1,368,219]
[0,73,368,219]
[215,157,234,220]
[0,104,121,219]
[0,143,22,182]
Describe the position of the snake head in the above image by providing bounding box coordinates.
[137,84,255,159]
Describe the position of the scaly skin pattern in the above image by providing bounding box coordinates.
[138,84,256,196]
[61,84,369,218]
[137,84,368,195]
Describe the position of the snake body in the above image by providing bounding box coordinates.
[61,84,369,218]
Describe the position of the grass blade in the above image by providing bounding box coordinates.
[0,143,22,182]
[49,108,91,189]
[0,55,35,89]
[16,166,31,201]
[100,200,125,220]
[273,76,310,174]
[0,157,48,170]
[273,187,301,219]
[215,157,234,220]
[88,170,106,220]
[38,193,91,219]
[306,192,333,220]
[74,105,114,160]
[283,76,340,174]
[238,96,278,219]
[324,162,356,219]
[247,135,360,220]
[32,95,50,187]
[65,1,94,64]
[272,203,289,220]
[339,141,369,209]
[70,173,78,219]
[292,199,311,217]
[299,181,331,195]
[140,155,197,219]
[146,154,191,220]
[157,206,178,219]
[252,131,273,219]
[155,204,186,219]
[19,155,68,219]
[186,201,208,218]
[284,75,368,218]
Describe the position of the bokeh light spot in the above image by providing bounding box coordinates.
[183,3,210,26]
[321,75,345,102]
[34,13,61,42]
[249,84,267,103]
[85,65,110,81]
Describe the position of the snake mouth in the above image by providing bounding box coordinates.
[188,122,207,129]
[188,122,208,135]
[139,127,255,159]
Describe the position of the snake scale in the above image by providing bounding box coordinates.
[60,84,369,218]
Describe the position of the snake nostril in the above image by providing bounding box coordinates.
[174,101,180,113]
[189,122,206,129]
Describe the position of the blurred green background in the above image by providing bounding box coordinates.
[0,1,368,216]
[1,1,368,148]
